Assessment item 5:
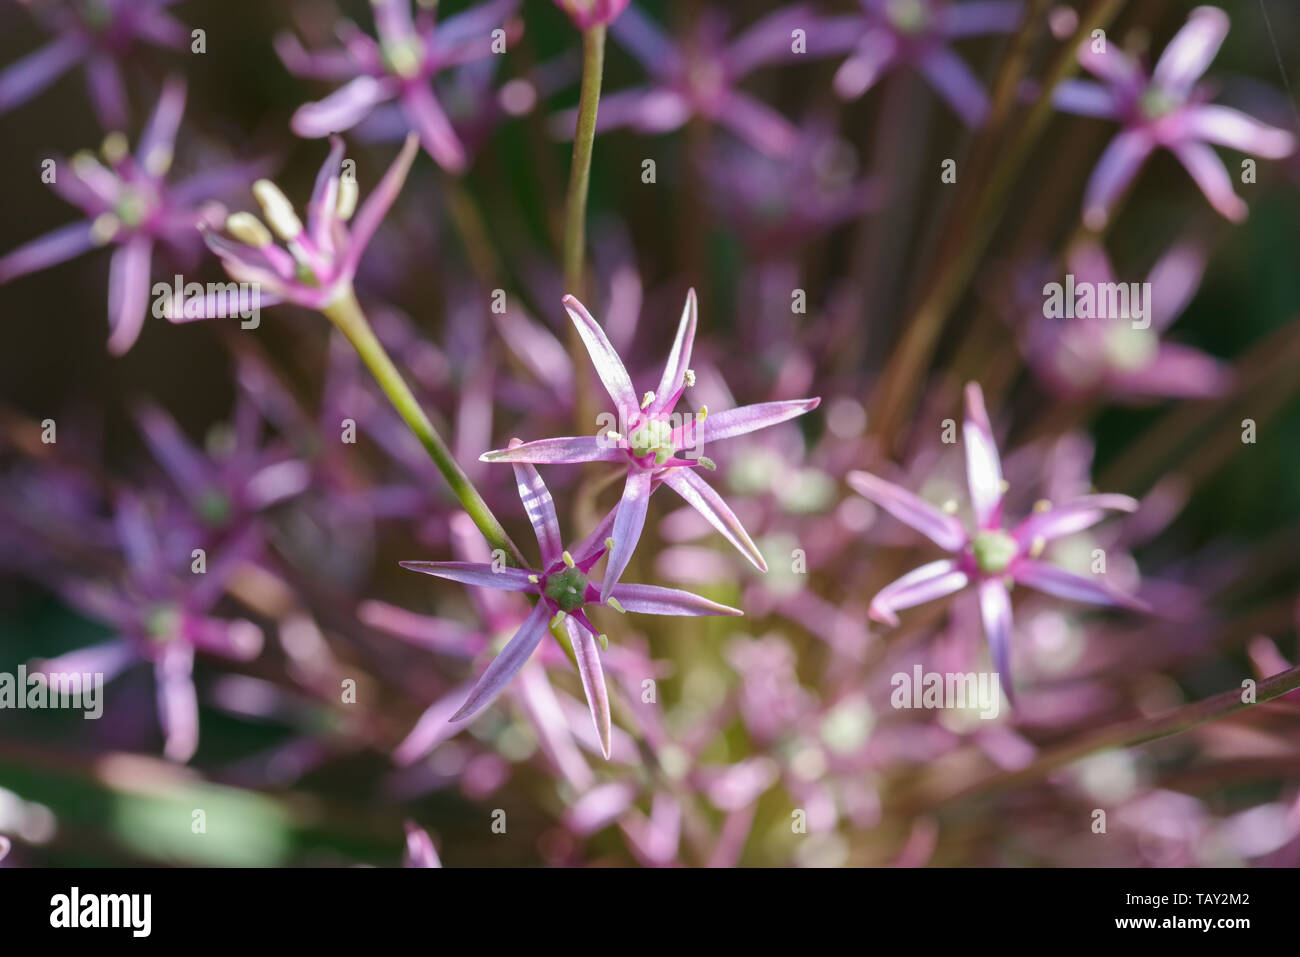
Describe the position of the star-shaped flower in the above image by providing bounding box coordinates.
[818,0,1022,125]
[184,133,419,316]
[848,382,1146,699]
[480,290,820,602]
[1054,5,1296,227]
[277,0,520,173]
[0,78,255,354]
[401,450,741,757]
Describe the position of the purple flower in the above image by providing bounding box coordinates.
[1054,6,1296,226]
[480,290,820,601]
[553,0,631,31]
[558,4,818,158]
[401,452,741,758]
[848,382,1145,699]
[277,0,520,174]
[0,0,188,128]
[186,133,419,316]
[403,822,442,867]
[1020,240,1231,401]
[0,77,253,354]
[818,0,1023,125]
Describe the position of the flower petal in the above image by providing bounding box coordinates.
[563,294,639,413]
[566,617,612,759]
[399,561,534,591]
[716,91,800,158]
[480,435,623,464]
[137,75,187,172]
[607,582,742,616]
[601,470,653,603]
[511,459,563,568]
[450,602,550,721]
[1182,104,1296,160]
[156,644,198,763]
[977,578,1014,703]
[1152,6,1228,98]
[654,288,697,407]
[1169,138,1246,221]
[0,222,96,284]
[341,131,420,276]
[1010,494,1138,546]
[918,46,989,126]
[963,382,1005,530]
[400,83,468,173]
[847,470,968,552]
[833,28,896,100]
[699,398,820,445]
[869,559,968,626]
[1082,129,1155,229]
[106,235,155,355]
[291,75,394,138]
[1012,559,1148,612]
[661,468,766,571]
[1052,79,1117,119]
[0,34,86,113]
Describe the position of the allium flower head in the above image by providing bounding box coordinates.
[0,0,189,127]
[481,290,820,602]
[821,0,1022,125]
[277,0,520,173]
[189,133,419,315]
[564,4,818,157]
[1054,5,1296,226]
[0,77,243,354]
[849,382,1145,699]
[402,452,741,757]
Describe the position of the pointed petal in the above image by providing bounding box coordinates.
[725,3,818,76]
[963,382,1005,530]
[847,470,968,552]
[869,559,968,626]
[607,582,742,616]
[400,83,468,173]
[106,236,154,355]
[918,46,989,126]
[833,28,896,100]
[1182,104,1296,160]
[341,131,420,275]
[1109,342,1231,398]
[0,34,86,113]
[450,603,550,721]
[307,135,346,251]
[1170,139,1246,221]
[480,435,623,464]
[138,76,187,171]
[601,470,652,602]
[403,822,442,868]
[699,398,820,445]
[566,618,612,759]
[609,3,680,75]
[1011,494,1138,546]
[399,561,534,591]
[1052,79,1117,118]
[291,75,393,138]
[156,644,198,763]
[977,578,1014,703]
[562,294,639,413]
[512,459,564,567]
[0,222,96,283]
[1012,559,1148,612]
[1082,129,1155,229]
[654,288,697,406]
[715,91,800,158]
[661,468,766,571]
[941,1,1022,37]
[1152,6,1228,98]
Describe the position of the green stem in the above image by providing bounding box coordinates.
[322,286,526,567]
[562,24,606,431]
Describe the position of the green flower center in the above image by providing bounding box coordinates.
[544,567,589,613]
[1139,86,1180,120]
[886,0,929,34]
[1103,325,1158,371]
[198,489,232,526]
[115,190,147,229]
[383,39,425,79]
[972,530,1019,574]
[146,605,181,643]
[628,418,675,465]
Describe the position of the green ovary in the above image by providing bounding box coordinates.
[972,530,1019,575]
[544,568,589,613]
[886,0,929,33]
[628,419,675,465]
[1140,86,1180,120]
[1104,325,1157,371]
